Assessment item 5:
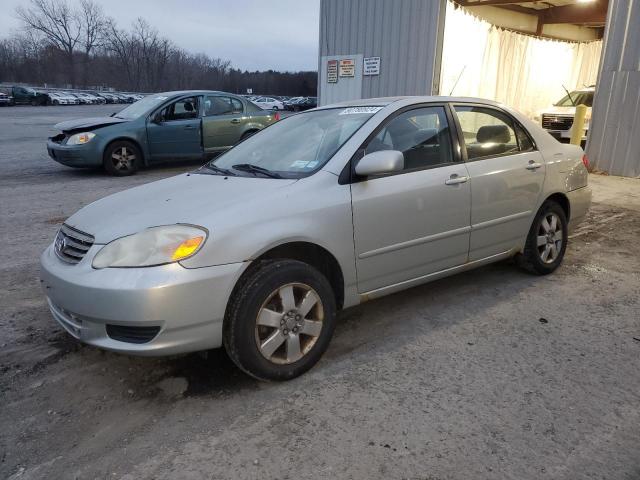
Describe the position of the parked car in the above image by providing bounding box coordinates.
[9,85,48,105]
[253,96,284,110]
[0,91,14,106]
[534,86,594,143]
[96,93,118,104]
[84,92,106,104]
[286,96,317,112]
[67,92,91,104]
[40,96,591,380]
[48,92,79,105]
[46,90,280,175]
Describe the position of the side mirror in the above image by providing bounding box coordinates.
[355,150,404,177]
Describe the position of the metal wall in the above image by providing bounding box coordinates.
[318,0,446,105]
[587,0,640,177]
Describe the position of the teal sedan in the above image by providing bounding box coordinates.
[47,90,279,176]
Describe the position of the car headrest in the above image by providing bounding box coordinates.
[477,125,510,144]
[184,102,194,112]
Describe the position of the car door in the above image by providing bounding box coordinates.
[201,95,246,153]
[146,96,203,161]
[350,105,472,294]
[451,104,545,261]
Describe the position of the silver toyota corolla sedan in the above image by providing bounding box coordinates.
[40,96,592,380]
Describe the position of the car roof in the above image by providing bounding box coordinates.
[156,90,242,97]
[319,95,504,109]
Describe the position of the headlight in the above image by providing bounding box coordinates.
[92,225,207,269]
[67,132,96,145]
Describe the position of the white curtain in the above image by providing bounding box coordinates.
[440,2,603,118]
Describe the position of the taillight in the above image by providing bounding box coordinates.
[273,112,280,121]
[582,154,589,169]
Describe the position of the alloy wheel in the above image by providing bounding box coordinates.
[537,212,563,263]
[111,146,136,171]
[255,283,324,365]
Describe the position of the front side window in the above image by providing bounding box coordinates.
[204,96,243,116]
[364,106,453,171]
[454,106,519,160]
[161,97,199,121]
[208,107,377,178]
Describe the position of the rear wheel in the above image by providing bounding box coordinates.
[103,140,141,176]
[517,200,568,275]
[223,260,337,381]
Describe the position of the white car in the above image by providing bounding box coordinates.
[253,96,284,110]
[40,96,591,381]
[48,92,75,105]
[534,87,594,143]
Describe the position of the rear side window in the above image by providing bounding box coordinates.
[515,123,535,151]
[204,96,243,116]
[454,106,520,160]
[364,106,454,171]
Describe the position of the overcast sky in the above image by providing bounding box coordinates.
[0,0,320,71]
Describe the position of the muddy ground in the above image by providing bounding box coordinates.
[1,105,639,479]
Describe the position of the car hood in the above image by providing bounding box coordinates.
[54,117,130,132]
[65,173,297,244]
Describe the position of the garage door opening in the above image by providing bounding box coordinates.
[440,0,606,123]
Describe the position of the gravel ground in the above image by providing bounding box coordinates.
[1,105,639,480]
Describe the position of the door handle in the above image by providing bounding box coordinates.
[445,174,469,185]
[526,161,543,170]
[184,125,196,130]
[230,119,241,124]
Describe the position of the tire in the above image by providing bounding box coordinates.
[31,99,38,106]
[223,260,337,381]
[517,200,568,275]
[103,140,141,176]
[53,100,59,106]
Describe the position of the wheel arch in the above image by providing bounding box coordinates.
[232,241,345,311]
[543,192,570,221]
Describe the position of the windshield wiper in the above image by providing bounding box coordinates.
[202,163,236,176]
[232,163,282,179]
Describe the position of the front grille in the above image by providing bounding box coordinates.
[54,224,94,264]
[106,325,161,344]
[542,114,574,131]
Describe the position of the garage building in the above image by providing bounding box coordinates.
[318,0,639,177]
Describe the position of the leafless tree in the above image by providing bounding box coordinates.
[5,4,316,95]
[78,0,106,86]
[16,0,81,85]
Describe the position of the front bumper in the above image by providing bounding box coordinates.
[40,244,247,355]
[47,139,103,167]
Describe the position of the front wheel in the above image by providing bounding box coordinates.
[223,260,337,381]
[517,200,568,275]
[103,140,141,176]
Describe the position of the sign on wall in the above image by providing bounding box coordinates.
[363,57,380,76]
[327,60,338,83]
[339,59,355,77]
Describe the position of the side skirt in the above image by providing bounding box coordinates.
[359,249,518,303]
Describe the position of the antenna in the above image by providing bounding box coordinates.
[449,66,466,96]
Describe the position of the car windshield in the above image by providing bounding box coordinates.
[555,91,594,107]
[115,94,171,119]
[207,107,380,179]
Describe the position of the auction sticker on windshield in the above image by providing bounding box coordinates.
[339,107,383,115]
